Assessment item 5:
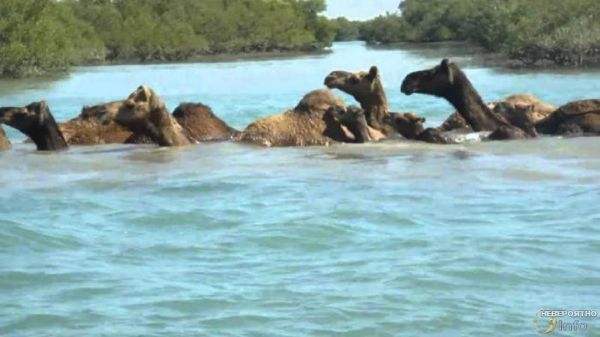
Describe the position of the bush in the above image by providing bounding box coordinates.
[0,0,337,77]
[360,0,600,66]
[0,0,104,77]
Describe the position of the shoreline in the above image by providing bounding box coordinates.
[0,49,332,80]
[4,41,600,80]
[366,41,600,71]
[80,49,333,67]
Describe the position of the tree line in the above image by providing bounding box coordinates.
[2,0,598,77]
[357,0,600,67]
[0,0,338,77]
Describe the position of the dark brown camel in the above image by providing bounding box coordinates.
[0,101,68,151]
[401,59,534,141]
[172,103,240,142]
[536,99,600,136]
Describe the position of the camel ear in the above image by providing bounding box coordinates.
[132,85,150,103]
[39,101,49,112]
[147,89,165,111]
[367,66,379,82]
[37,101,49,125]
[441,59,454,84]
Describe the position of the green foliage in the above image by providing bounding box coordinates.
[361,0,600,66]
[330,17,360,41]
[0,0,335,77]
[0,0,104,77]
[359,14,414,44]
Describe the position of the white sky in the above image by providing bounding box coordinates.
[325,0,400,21]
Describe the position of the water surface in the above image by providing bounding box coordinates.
[0,42,599,337]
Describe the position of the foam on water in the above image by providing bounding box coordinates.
[0,42,599,337]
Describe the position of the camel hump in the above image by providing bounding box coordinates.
[503,93,543,104]
[172,103,214,118]
[502,93,556,111]
[557,99,600,116]
[295,89,344,113]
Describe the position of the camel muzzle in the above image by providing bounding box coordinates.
[324,76,337,88]
[0,107,25,124]
[400,82,417,95]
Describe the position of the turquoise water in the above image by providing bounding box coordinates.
[0,42,599,337]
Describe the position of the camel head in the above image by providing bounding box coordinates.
[114,85,168,131]
[81,100,125,121]
[495,103,538,137]
[115,85,191,147]
[324,66,385,105]
[401,59,457,98]
[0,101,52,134]
[389,113,426,140]
[0,101,67,151]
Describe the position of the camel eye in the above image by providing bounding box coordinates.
[350,77,360,85]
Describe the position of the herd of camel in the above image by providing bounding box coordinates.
[0,59,599,152]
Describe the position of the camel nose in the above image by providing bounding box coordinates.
[400,81,416,95]
[124,99,136,109]
[324,75,337,87]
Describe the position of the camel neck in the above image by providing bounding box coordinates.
[360,83,390,129]
[29,120,68,151]
[445,74,509,132]
[149,113,190,147]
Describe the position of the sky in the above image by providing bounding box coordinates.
[325,0,400,21]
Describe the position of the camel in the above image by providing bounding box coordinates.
[536,99,600,136]
[326,105,376,143]
[60,100,142,145]
[0,102,68,151]
[113,86,191,147]
[60,96,239,146]
[324,66,431,141]
[172,103,240,142]
[439,94,557,133]
[324,66,391,131]
[61,100,240,146]
[401,59,535,141]
[239,89,376,147]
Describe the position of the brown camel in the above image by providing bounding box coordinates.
[62,99,239,146]
[0,102,68,151]
[240,89,372,147]
[536,99,600,136]
[114,86,191,147]
[60,100,140,145]
[324,66,390,131]
[0,126,10,150]
[439,94,556,133]
[401,59,534,141]
[326,105,376,143]
[324,66,430,141]
[173,103,240,142]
